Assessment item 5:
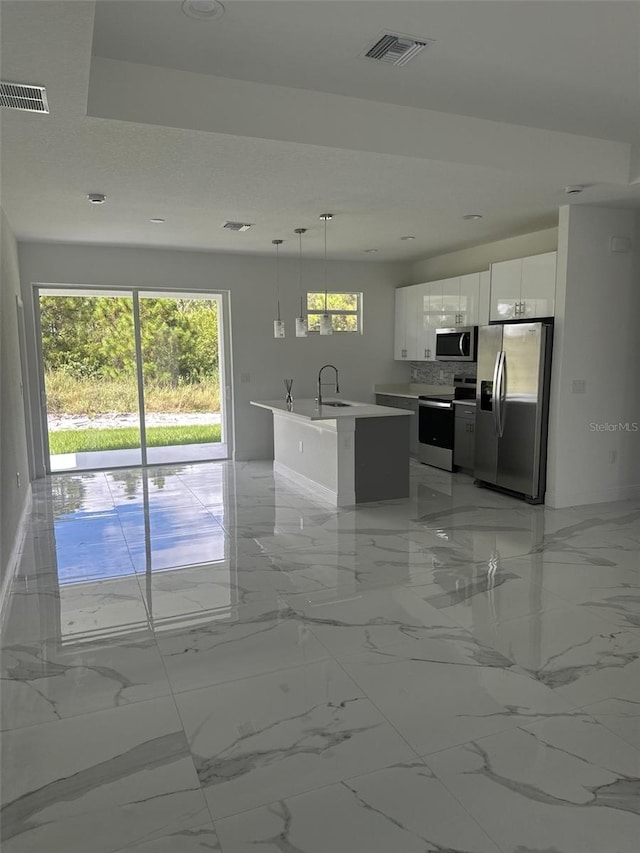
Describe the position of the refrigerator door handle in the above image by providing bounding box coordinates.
[496,351,507,438]
[491,350,501,436]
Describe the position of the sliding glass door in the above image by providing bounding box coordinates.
[139,293,224,465]
[40,290,142,471]
[38,288,226,473]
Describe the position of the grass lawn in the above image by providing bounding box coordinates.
[49,424,221,455]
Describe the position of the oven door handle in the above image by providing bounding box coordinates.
[418,400,454,410]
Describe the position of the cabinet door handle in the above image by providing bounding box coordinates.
[426,348,431,358]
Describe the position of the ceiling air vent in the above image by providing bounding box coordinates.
[0,82,49,113]
[361,32,434,67]
[222,221,253,232]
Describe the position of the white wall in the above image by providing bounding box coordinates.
[409,227,558,281]
[546,205,640,507]
[1,210,31,588]
[17,242,409,465]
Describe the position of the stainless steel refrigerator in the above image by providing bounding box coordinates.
[474,321,553,503]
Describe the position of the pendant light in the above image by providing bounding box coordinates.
[294,227,308,337]
[272,239,285,339]
[319,213,333,335]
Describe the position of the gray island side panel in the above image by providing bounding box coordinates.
[354,416,410,502]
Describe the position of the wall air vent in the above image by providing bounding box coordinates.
[361,32,434,67]
[222,221,253,232]
[0,82,49,113]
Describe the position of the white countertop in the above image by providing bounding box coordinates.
[374,383,455,399]
[251,399,413,421]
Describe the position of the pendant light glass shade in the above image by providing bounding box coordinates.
[272,239,285,339]
[319,213,333,336]
[294,227,308,337]
[319,314,333,335]
[295,314,307,337]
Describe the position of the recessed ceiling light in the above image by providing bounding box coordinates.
[181,0,225,20]
[87,193,106,204]
[150,218,165,224]
[462,213,483,220]
[400,235,415,241]
[364,248,379,253]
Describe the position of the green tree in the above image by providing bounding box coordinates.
[40,294,219,384]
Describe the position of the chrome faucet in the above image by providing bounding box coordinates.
[316,364,340,407]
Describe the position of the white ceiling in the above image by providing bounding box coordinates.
[1,0,639,262]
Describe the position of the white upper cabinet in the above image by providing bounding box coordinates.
[416,283,437,361]
[394,286,410,360]
[520,251,557,318]
[478,270,491,326]
[394,286,421,360]
[433,273,482,328]
[489,251,557,321]
[458,273,481,326]
[395,271,490,361]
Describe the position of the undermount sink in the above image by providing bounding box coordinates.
[322,401,350,407]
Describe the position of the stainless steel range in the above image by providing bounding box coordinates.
[418,377,476,471]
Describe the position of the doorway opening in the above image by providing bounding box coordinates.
[37,288,229,472]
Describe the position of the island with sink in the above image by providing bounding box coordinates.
[250,395,412,505]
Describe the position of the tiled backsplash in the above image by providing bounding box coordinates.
[410,361,477,385]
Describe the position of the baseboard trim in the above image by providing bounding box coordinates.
[0,484,32,625]
[273,462,340,506]
[546,482,640,508]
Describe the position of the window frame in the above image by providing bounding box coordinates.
[305,291,363,334]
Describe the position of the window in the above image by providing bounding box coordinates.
[306,292,362,333]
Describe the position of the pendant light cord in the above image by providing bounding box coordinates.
[297,228,305,316]
[323,215,328,313]
[276,241,281,321]
[272,239,283,322]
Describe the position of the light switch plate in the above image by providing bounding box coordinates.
[571,379,586,394]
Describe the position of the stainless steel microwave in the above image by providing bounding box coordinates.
[435,327,478,362]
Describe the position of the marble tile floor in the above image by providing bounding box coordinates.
[1,460,639,852]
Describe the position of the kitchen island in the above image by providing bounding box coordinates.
[250,399,412,505]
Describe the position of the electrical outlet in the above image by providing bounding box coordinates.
[16,472,21,488]
[299,441,304,453]
[571,379,586,394]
